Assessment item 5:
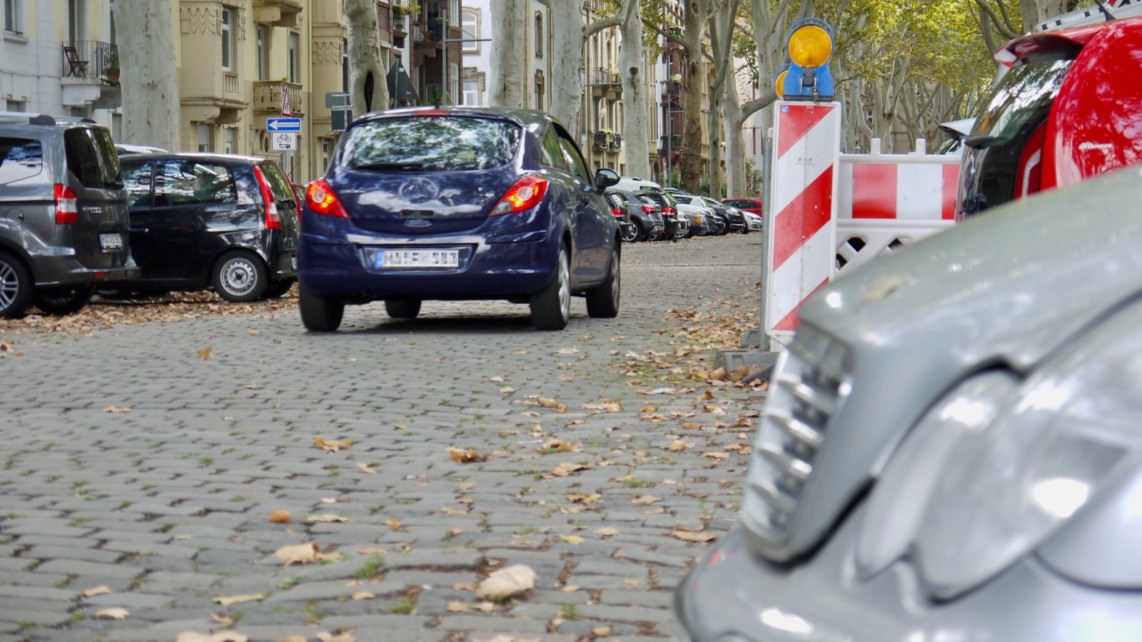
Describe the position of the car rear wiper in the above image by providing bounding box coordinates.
[353,161,427,171]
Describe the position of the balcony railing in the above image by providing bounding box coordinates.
[253,80,305,115]
[660,135,682,149]
[593,67,620,85]
[60,40,119,84]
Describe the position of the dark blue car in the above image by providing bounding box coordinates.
[297,106,622,331]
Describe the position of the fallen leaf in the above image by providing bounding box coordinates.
[541,438,578,453]
[447,601,470,612]
[176,633,249,642]
[93,607,129,620]
[556,347,579,355]
[667,440,692,451]
[103,405,132,414]
[499,386,516,393]
[305,513,348,523]
[671,530,718,543]
[386,518,404,531]
[560,585,580,592]
[356,546,386,556]
[352,591,377,601]
[441,506,468,516]
[648,387,676,395]
[552,462,588,477]
[268,510,291,524]
[316,550,344,563]
[680,422,702,431]
[279,637,308,642]
[475,601,497,613]
[595,527,618,538]
[212,593,266,606]
[81,585,111,598]
[566,492,602,505]
[632,495,660,505]
[537,397,568,412]
[476,564,538,601]
[274,543,318,566]
[593,627,613,636]
[490,376,506,383]
[559,534,584,545]
[197,346,213,360]
[210,613,234,626]
[315,632,356,642]
[356,462,377,475]
[582,401,622,412]
[314,436,352,452]
[448,447,488,463]
[702,451,730,460]
[624,578,641,586]
[320,497,338,504]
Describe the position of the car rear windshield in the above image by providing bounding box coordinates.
[258,162,297,203]
[64,127,121,189]
[973,52,1073,145]
[340,116,521,172]
[0,137,43,185]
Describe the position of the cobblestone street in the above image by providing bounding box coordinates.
[0,235,767,642]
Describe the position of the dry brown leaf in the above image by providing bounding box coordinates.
[566,492,602,505]
[386,518,404,531]
[279,637,308,642]
[541,438,578,453]
[582,401,623,412]
[475,601,497,613]
[268,510,291,524]
[305,513,348,523]
[559,534,584,545]
[356,546,386,556]
[81,585,112,598]
[560,585,580,592]
[490,376,506,383]
[210,613,234,626]
[593,627,613,636]
[552,462,588,477]
[595,527,618,538]
[212,593,266,606]
[320,497,338,504]
[672,530,718,543]
[356,462,377,475]
[632,495,660,505]
[352,591,377,601]
[315,550,344,563]
[448,447,488,463]
[499,386,516,393]
[176,633,249,642]
[197,346,213,360]
[537,397,568,412]
[93,607,129,620]
[274,543,318,566]
[447,601,470,612]
[680,422,701,431]
[315,632,356,642]
[476,564,538,601]
[314,436,352,452]
[667,440,692,452]
[441,506,468,516]
[103,405,132,414]
[702,451,730,460]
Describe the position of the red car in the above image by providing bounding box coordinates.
[958,15,1142,217]
[721,197,762,216]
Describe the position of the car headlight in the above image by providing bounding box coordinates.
[857,321,1138,600]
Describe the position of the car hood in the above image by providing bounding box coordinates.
[769,166,1142,561]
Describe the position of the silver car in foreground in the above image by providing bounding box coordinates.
[675,166,1142,641]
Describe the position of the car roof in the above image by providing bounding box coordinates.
[353,105,556,131]
[118,152,275,165]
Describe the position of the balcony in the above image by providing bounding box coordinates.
[590,67,622,101]
[660,134,681,149]
[182,69,248,125]
[253,80,305,115]
[610,133,623,151]
[59,41,121,109]
[253,0,302,27]
[593,131,617,151]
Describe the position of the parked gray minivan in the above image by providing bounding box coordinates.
[0,114,137,317]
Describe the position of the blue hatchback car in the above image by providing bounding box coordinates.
[297,106,622,331]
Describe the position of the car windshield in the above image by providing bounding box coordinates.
[341,116,521,172]
[971,53,1073,145]
[64,127,122,189]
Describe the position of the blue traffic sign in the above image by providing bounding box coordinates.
[267,117,302,132]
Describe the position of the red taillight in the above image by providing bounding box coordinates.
[492,175,548,215]
[253,166,282,230]
[641,204,655,214]
[306,179,349,218]
[611,207,624,217]
[54,183,78,224]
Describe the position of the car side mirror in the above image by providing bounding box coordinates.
[594,168,620,193]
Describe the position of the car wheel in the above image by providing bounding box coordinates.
[0,251,33,319]
[621,220,640,243]
[299,284,344,332]
[33,284,95,316]
[530,244,570,331]
[212,251,268,302]
[262,278,296,300]
[385,299,421,320]
[585,246,620,319]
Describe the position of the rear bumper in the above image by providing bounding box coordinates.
[31,252,140,287]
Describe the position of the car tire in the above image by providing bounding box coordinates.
[530,244,570,331]
[585,246,620,319]
[262,278,296,300]
[0,251,33,319]
[385,299,421,320]
[33,284,95,316]
[299,284,344,332]
[621,220,640,243]
[212,250,268,302]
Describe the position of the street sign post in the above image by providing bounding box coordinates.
[271,132,297,151]
[267,117,302,132]
[325,92,351,133]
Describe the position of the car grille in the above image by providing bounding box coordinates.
[740,324,852,545]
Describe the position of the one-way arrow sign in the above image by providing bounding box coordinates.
[267,117,302,133]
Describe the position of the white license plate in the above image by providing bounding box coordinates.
[375,248,460,269]
[99,233,124,251]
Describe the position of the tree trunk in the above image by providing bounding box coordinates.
[543,2,583,132]
[346,0,389,115]
[724,77,746,197]
[117,0,178,149]
[489,0,527,108]
[619,0,650,179]
[679,0,706,193]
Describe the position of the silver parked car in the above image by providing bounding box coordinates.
[675,165,1142,641]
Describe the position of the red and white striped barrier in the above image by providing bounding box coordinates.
[764,101,841,339]
[838,140,960,220]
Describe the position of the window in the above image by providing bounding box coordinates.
[461,9,478,54]
[534,12,543,58]
[557,132,591,183]
[3,0,22,34]
[342,117,521,172]
[462,80,478,106]
[5,99,24,112]
[63,127,120,189]
[224,127,236,154]
[0,137,42,186]
[67,0,85,44]
[196,123,213,152]
[221,6,234,70]
[288,32,300,83]
[256,25,269,81]
[155,161,236,205]
[120,162,153,208]
[540,128,568,172]
[450,0,460,27]
[341,38,349,91]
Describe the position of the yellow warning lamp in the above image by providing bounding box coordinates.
[787,22,833,68]
[782,18,835,101]
[775,67,789,99]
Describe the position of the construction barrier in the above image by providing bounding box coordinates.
[764,102,959,344]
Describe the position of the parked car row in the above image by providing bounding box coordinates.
[603,176,763,243]
[0,112,299,318]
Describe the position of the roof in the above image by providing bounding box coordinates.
[118,152,277,165]
[1006,14,1142,59]
[352,105,558,131]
